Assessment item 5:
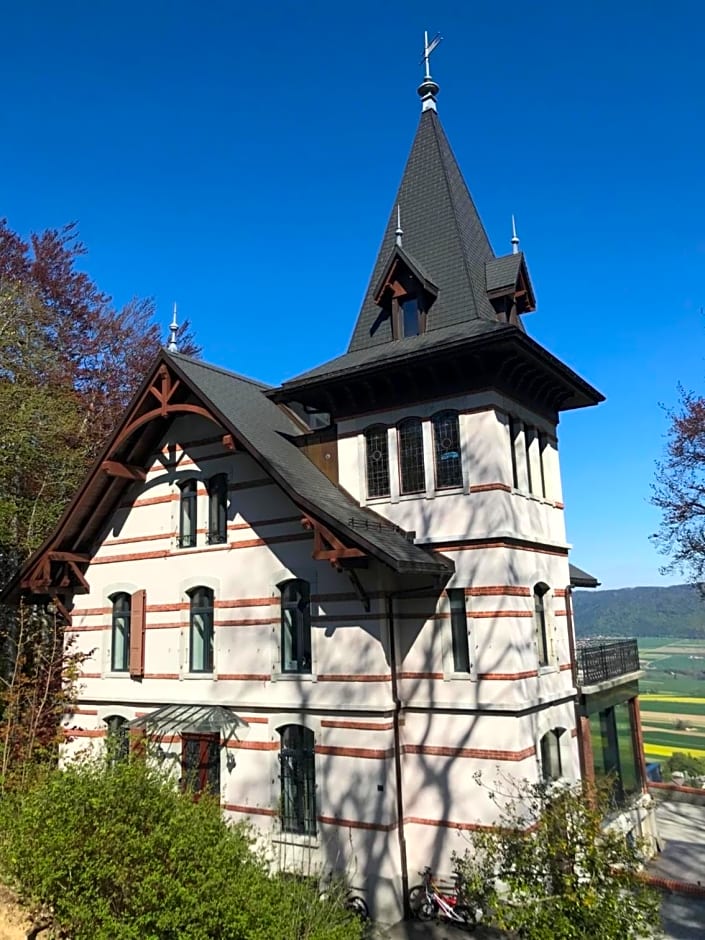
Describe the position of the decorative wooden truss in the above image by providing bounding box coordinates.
[300,515,365,569]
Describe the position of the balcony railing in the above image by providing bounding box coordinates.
[576,639,640,687]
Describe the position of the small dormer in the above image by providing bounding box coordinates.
[373,246,439,340]
[485,252,536,325]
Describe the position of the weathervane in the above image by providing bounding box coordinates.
[167,303,179,353]
[418,30,442,112]
[511,215,520,255]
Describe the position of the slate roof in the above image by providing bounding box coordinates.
[569,563,600,589]
[167,353,452,576]
[281,320,510,386]
[347,108,498,354]
[485,253,524,294]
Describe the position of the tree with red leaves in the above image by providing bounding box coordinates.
[0,218,199,565]
[652,386,705,589]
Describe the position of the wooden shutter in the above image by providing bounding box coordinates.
[129,589,146,678]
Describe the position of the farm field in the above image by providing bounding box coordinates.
[636,637,705,762]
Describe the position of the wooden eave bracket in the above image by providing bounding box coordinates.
[101,460,147,482]
[22,550,91,597]
[300,514,365,568]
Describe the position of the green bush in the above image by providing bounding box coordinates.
[454,777,661,940]
[0,756,362,940]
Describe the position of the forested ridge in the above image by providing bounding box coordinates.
[573,583,705,638]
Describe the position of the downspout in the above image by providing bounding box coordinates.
[386,592,410,918]
[565,586,591,785]
[386,580,445,920]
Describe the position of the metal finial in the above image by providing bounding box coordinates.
[167,303,179,352]
[417,30,442,112]
[511,215,520,255]
[395,205,403,247]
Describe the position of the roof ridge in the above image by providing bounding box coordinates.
[166,351,271,390]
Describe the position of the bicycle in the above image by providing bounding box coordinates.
[319,874,370,923]
[408,866,482,930]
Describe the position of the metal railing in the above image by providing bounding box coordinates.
[576,638,640,686]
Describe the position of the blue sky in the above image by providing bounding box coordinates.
[2,1,703,589]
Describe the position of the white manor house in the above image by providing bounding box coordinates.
[7,54,652,921]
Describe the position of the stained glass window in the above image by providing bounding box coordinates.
[365,426,390,498]
[398,418,425,495]
[432,411,463,489]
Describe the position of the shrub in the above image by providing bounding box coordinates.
[453,777,660,940]
[0,756,362,940]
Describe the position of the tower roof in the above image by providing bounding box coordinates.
[347,108,499,354]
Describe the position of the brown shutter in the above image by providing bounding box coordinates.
[129,589,146,678]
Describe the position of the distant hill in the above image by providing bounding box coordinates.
[572,584,705,639]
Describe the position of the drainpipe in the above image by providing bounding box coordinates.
[565,586,592,787]
[386,580,444,920]
[386,592,409,918]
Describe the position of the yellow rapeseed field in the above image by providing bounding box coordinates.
[644,743,705,759]
[640,695,705,704]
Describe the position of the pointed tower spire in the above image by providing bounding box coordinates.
[167,303,179,352]
[511,215,520,255]
[418,31,442,112]
[395,205,403,247]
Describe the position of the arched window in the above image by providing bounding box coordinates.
[179,479,198,548]
[534,583,550,667]
[110,592,131,672]
[432,411,463,489]
[365,426,390,499]
[207,473,228,544]
[189,587,214,673]
[279,725,316,835]
[104,715,129,763]
[398,417,425,495]
[540,728,566,781]
[280,579,311,674]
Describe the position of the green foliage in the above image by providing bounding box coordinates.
[573,584,705,639]
[0,756,362,940]
[453,777,661,940]
[662,751,705,779]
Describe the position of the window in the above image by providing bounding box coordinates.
[398,418,425,495]
[508,417,520,489]
[104,715,129,763]
[538,432,548,498]
[525,426,534,494]
[207,473,228,544]
[365,425,390,498]
[181,733,220,796]
[179,479,198,548]
[432,411,463,489]
[401,297,420,337]
[110,592,131,672]
[280,579,312,674]
[534,583,550,667]
[540,728,565,781]
[448,589,470,673]
[189,587,214,673]
[279,725,316,835]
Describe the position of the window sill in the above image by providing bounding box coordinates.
[272,673,317,682]
[272,831,319,849]
[537,664,559,677]
[444,671,476,682]
[183,672,216,680]
[431,485,464,498]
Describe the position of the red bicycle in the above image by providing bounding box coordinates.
[408,866,482,930]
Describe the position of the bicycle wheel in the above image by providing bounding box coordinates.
[454,903,478,932]
[408,885,436,921]
[345,895,369,921]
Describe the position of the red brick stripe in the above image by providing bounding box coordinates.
[317,674,391,683]
[403,744,536,761]
[477,670,539,680]
[217,673,270,681]
[398,671,444,680]
[321,719,394,731]
[403,816,497,832]
[226,740,278,751]
[469,483,511,494]
[224,803,278,817]
[316,745,393,759]
[318,815,397,832]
